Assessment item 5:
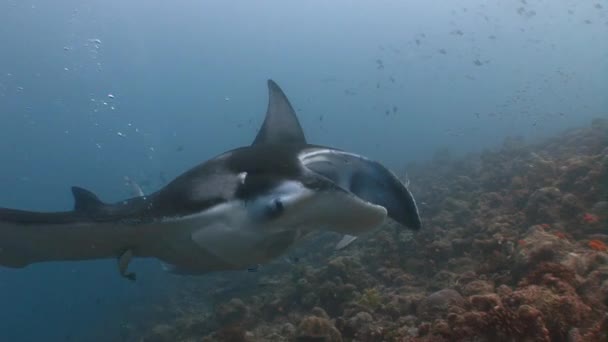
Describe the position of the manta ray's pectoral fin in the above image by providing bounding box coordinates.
[252,80,307,145]
[118,249,136,281]
[335,234,358,250]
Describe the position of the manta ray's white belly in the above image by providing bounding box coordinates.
[158,177,386,271]
[162,201,300,269]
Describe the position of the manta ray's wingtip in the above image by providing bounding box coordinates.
[267,79,282,93]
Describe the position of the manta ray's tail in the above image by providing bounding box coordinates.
[0,187,138,268]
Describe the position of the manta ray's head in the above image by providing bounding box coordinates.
[227,80,421,236]
[230,149,389,235]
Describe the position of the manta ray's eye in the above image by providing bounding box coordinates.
[264,199,284,219]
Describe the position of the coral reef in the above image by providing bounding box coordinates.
[296,314,342,342]
[134,118,608,342]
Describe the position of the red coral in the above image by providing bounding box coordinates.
[448,302,550,341]
[582,213,600,224]
[506,285,592,341]
[588,239,607,252]
[553,231,568,240]
[520,262,577,288]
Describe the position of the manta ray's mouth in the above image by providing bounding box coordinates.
[307,185,388,235]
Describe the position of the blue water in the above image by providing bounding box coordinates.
[0,1,606,341]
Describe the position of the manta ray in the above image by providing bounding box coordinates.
[0,80,421,279]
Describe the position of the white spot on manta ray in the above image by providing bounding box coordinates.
[238,172,247,184]
[299,148,369,164]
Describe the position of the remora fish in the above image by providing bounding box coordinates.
[0,80,421,277]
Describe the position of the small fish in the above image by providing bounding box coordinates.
[282,256,300,265]
[118,249,136,281]
[335,235,358,250]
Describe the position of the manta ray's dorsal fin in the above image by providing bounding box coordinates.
[252,80,306,145]
[71,186,104,212]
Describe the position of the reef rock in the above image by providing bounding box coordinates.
[296,316,342,342]
[417,289,465,321]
